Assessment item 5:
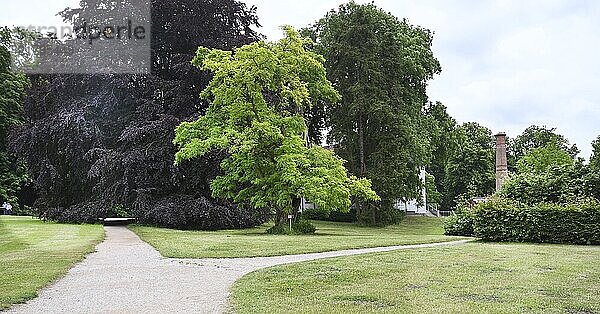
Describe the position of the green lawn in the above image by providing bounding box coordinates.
[232,242,600,314]
[0,216,104,310]
[130,216,468,258]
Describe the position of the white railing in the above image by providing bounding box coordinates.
[427,203,454,217]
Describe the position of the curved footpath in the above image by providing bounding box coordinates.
[8,226,472,314]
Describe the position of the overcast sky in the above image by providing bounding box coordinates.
[2,0,600,158]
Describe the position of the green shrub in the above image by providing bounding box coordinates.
[12,205,34,216]
[444,207,474,236]
[472,198,600,245]
[303,206,356,222]
[266,224,287,235]
[292,218,317,234]
[378,206,406,226]
[357,201,405,226]
[266,217,317,235]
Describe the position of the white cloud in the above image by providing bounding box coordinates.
[430,0,600,157]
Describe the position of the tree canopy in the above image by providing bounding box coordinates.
[174,27,379,229]
[9,0,598,227]
[508,125,579,171]
[444,122,496,208]
[501,159,592,206]
[304,1,441,224]
[590,135,600,172]
[499,132,600,207]
[516,144,574,175]
[424,102,459,209]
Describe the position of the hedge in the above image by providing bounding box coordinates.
[133,195,269,230]
[443,207,474,237]
[470,199,600,245]
[41,201,114,224]
[41,195,270,230]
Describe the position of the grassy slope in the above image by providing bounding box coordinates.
[130,216,468,258]
[0,216,104,309]
[232,242,600,314]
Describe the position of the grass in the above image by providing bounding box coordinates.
[130,216,469,258]
[0,216,104,310]
[232,242,600,314]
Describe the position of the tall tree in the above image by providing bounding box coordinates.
[0,27,30,208]
[508,125,579,171]
[10,0,268,229]
[174,27,379,230]
[305,1,441,224]
[444,122,495,208]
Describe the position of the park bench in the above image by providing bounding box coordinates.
[100,217,137,226]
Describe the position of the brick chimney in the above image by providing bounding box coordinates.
[495,132,508,192]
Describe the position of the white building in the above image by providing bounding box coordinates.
[300,169,430,215]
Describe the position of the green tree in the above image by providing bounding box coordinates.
[501,132,600,206]
[173,27,379,231]
[508,125,579,171]
[305,1,441,224]
[424,102,458,208]
[501,161,590,205]
[425,172,442,205]
[444,122,496,208]
[0,27,30,207]
[501,143,577,205]
[516,143,573,175]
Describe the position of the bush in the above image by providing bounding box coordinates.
[303,206,356,222]
[444,207,474,236]
[266,224,287,235]
[292,217,317,234]
[302,207,329,221]
[472,198,600,245]
[11,205,34,216]
[41,201,113,223]
[357,201,405,226]
[266,217,316,235]
[133,195,269,230]
[38,195,269,230]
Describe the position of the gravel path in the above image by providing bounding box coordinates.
[8,226,472,314]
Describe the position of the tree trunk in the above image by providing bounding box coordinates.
[275,208,287,227]
[357,114,367,219]
[292,198,301,223]
[371,201,378,226]
[358,115,366,177]
[274,199,300,229]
